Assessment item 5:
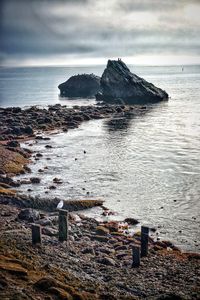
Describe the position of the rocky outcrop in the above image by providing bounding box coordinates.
[0,145,29,176]
[58,74,101,97]
[96,59,168,104]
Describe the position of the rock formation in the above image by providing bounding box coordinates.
[58,74,101,97]
[96,59,168,104]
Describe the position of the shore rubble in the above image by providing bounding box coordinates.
[0,104,199,299]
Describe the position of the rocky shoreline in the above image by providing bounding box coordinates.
[0,103,148,142]
[0,104,199,299]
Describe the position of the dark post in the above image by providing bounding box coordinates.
[132,246,140,268]
[141,226,149,257]
[32,224,41,245]
[58,209,68,242]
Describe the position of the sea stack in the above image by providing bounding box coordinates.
[96,59,168,104]
[58,74,101,97]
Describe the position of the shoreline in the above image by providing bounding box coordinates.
[0,103,199,299]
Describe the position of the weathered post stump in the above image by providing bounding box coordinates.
[132,246,140,268]
[141,226,149,257]
[32,224,41,245]
[58,209,68,242]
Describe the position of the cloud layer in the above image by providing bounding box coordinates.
[0,0,200,65]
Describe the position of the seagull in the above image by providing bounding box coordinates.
[56,200,64,209]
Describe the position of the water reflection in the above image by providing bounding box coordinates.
[104,105,155,134]
[105,116,132,132]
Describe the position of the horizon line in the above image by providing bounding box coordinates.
[1,63,200,68]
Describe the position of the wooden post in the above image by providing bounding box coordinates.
[58,209,68,242]
[32,224,41,245]
[141,226,149,257]
[132,246,140,268]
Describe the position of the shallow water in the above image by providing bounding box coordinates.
[1,64,200,252]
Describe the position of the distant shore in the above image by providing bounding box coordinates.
[0,104,199,299]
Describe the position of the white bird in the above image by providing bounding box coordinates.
[57,200,64,209]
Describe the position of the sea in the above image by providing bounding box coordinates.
[0,64,200,252]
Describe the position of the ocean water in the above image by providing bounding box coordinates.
[0,65,200,252]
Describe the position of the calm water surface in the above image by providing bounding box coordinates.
[0,65,200,252]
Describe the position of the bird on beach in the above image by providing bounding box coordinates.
[57,200,64,209]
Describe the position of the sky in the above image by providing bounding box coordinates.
[0,0,200,66]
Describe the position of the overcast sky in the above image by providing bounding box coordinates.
[0,0,200,66]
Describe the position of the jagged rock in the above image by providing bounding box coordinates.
[58,74,101,97]
[96,59,168,104]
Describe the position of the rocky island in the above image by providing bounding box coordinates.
[96,59,168,104]
[58,74,101,97]
[58,60,168,104]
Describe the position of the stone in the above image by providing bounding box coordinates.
[6,140,20,148]
[96,257,116,266]
[96,59,168,104]
[82,247,95,255]
[23,125,34,135]
[0,175,20,187]
[116,251,129,259]
[36,218,53,226]
[96,226,109,236]
[115,245,127,251]
[12,107,22,113]
[49,185,56,190]
[53,177,63,184]
[30,177,41,184]
[18,208,40,222]
[20,179,31,184]
[103,221,119,232]
[91,235,109,242]
[42,227,57,236]
[34,277,58,290]
[96,247,115,255]
[58,74,101,97]
[155,293,187,300]
[124,217,139,225]
[49,287,73,300]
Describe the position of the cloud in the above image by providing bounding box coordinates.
[0,0,200,65]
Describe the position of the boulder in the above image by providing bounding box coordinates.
[124,217,139,225]
[6,140,20,148]
[96,59,168,104]
[30,177,41,184]
[96,226,110,236]
[18,208,40,222]
[58,74,101,97]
